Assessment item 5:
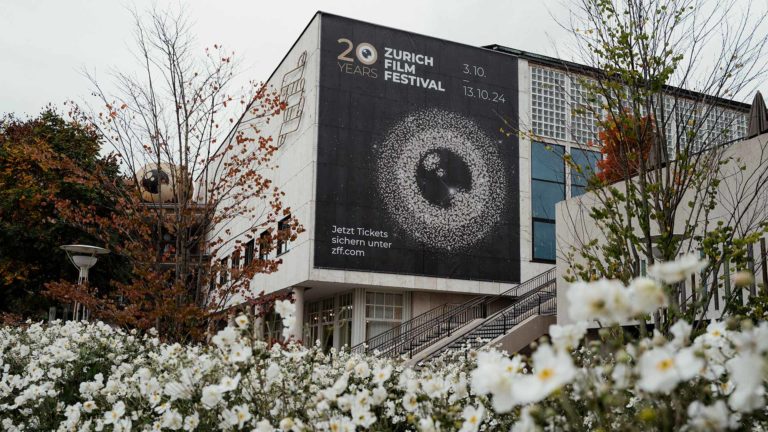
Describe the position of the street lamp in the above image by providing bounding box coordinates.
[60,244,109,321]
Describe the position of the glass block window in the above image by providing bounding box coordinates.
[570,79,604,145]
[531,67,568,140]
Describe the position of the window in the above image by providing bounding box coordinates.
[365,292,403,340]
[219,257,228,285]
[258,230,270,260]
[231,250,241,270]
[570,148,602,197]
[305,292,354,351]
[244,239,255,266]
[277,215,291,256]
[264,309,283,342]
[531,142,565,262]
[337,293,353,348]
[533,221,557,262]
[531,66,568,140]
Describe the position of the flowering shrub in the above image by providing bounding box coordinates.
[1,254,767,430]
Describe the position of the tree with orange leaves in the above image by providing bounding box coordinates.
[595,111,656,184]
[40,7,303,341]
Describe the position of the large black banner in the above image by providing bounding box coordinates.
[315,14,520,282]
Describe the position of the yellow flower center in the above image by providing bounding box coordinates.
[711,330,721,337]
[656,358,674,371]
[537,367,554,381]
[469,415,478,424]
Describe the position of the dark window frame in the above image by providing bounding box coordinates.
[258,230,271,260]
[277,215,291,256]
[219,257,229,285]
[244,239,255,266]
[531,141,565,264]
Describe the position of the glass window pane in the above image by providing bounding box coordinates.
[394,308,402,320]
[533,221,557,261]
[571,185,587,197]
[366,305,374,318]
[571,148,601,187]
[532,142,565,182]
[366,292,374,304]
[385,307,394,320]
[532,180,565,219]
[375,293,385,305]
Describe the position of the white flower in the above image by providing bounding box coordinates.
[183,412,199,431]
[637,346,702,393]
[279,417,295,431]
[422,376,446,399]
[353,361,370,378]
[726,352,765,412]
[418,416,439,432]
[274,300,296,319]
[372,385,388,405]
[686,400,738,431]
[161,409,183,430]
[201,385,223,408]
[566,279,631,324]
[254,419,273,432]
[511,405,540,432]
[223,404,251,429]
[470,351,523,413]
[83,400,97,413]
[350,405,376,428]
[670,320,692,347]
[647,253,708,284]
[103,401,125,425]
[458,405,485,432]
[282,316,296,339]
[514,344,577,405]
[234,314,249,329]
[372,364,392,384]
[549,322,588,351]
[327,417,355,432]
[353,389,371,410]
[219,374,241,392]
[211,326,238,351]
[628,277,668,315]
[402,392,418,412]
[229,343,252,363]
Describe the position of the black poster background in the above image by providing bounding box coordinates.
[315,14,520,283]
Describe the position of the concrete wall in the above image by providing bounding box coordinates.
[210,14,323,305]
[555,133,768,325]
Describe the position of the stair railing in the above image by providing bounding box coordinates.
[400,267,557,359]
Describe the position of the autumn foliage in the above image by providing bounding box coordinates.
[595,112,656,184]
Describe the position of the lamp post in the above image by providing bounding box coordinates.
[60,244,109,321]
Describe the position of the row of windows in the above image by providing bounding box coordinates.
[531,65,749,149]
[532,142,601,262]
[304,291,405,351]
[217,214,293,286]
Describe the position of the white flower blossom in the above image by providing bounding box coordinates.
[647,253,708,284]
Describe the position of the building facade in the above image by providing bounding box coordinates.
[209,12,751,352]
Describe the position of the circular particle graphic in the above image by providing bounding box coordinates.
[375,108,508,252]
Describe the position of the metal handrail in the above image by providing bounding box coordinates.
[425,283,557,361]
[352,267,557,358]
[396,267,557,359]
[350,302,460,354]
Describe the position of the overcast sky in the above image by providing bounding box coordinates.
[1,0,766,117]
